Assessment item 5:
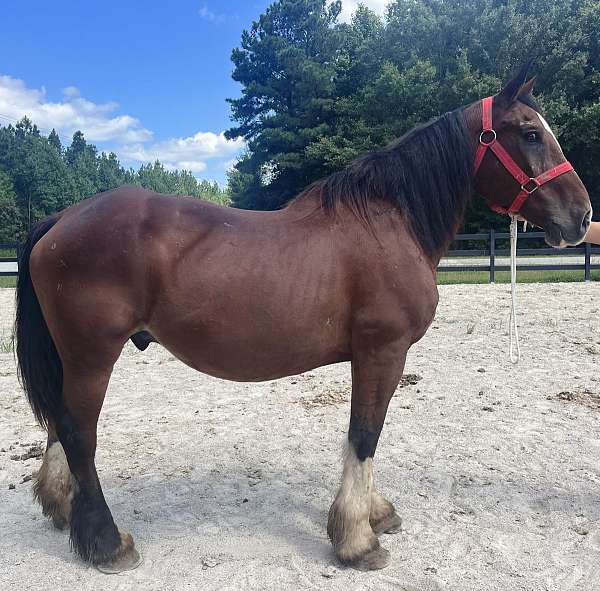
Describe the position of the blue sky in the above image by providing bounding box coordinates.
[0,0,386,184]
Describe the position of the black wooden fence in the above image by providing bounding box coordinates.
[439,230,600,282]
[2,232,600,283]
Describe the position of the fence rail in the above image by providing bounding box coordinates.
[0,243,20,277]
[2,232,600,282]
[439,230,600,282]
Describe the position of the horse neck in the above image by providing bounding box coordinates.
[286,187,471,271]
[423,105,481,265]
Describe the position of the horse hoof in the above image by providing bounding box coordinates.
[96,531,142,574]
[372,513,402,535]
[96,547,142,574]
[346,545,390,571]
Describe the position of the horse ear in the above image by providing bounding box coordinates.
[497,61,534,106]
[519,77,537,97]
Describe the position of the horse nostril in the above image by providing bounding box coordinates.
[582,209,592,230]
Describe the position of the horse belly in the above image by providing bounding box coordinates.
[150,306,350,382]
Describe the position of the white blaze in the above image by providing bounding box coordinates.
[537,113,564,154]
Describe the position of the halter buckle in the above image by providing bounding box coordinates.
[479,129,497,147]
[521,178,540,195]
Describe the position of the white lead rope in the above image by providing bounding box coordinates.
[509,215,521,364]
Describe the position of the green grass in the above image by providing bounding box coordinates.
[0,337,13,353]
[0,246,18,289]
[0,277,16,288]
[437,269,600,285]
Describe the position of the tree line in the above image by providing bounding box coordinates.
[226,0,600,232]
[0,118,229,242]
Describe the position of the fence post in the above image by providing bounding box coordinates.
[585,241,591,281]
[489,228,495,283]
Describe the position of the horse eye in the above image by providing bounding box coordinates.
[525,131,539,143]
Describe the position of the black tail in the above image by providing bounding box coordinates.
[15,215,62,428]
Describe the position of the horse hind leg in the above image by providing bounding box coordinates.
[55,362,142,573]
[33,421,75,530]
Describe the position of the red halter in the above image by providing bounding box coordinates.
[474,96,574,214]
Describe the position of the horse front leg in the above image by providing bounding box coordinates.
[327,341,407,571]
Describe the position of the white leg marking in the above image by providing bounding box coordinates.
[370,489,394,523]
[34,441,75,528]
[370,488,402,534]
[327,445,376,560]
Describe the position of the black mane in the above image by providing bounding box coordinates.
[309,109,474,259]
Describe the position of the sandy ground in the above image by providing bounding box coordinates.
[2,283,600,590]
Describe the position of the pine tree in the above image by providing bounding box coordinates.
[97,152,128,193]
[226,0,343,209]
[65,131,98,198]
[47,129,62,154]
[0,170,24,242]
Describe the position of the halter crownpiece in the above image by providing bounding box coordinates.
[474,96,574,214]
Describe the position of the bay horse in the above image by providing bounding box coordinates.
[15,66,591,573]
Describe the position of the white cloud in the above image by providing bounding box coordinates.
[0,73,245,179]
[198,4,227,24]
[338,0,389,22]
[0,74,152,143]
[120,132,245,173]
[62,86,80,98]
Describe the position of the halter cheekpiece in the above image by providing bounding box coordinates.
[474,96,574,214]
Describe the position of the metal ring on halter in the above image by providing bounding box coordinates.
[479,129,497,146]
[521,178,541,195]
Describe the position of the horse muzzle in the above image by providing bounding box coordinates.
[544,208,592,247]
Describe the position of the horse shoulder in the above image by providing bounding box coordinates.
[349,250,438,348]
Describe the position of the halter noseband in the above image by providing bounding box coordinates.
[474,96,574,215]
